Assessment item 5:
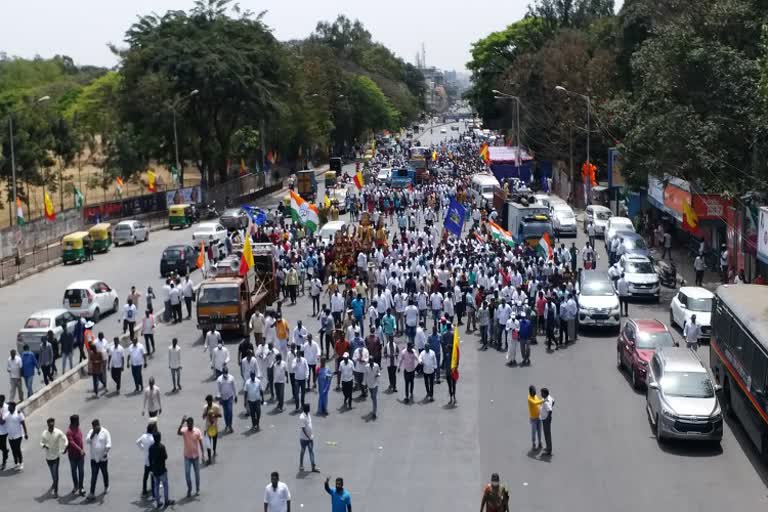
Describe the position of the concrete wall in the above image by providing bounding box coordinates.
[0,208,82,259]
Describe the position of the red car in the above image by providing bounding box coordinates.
[616,319,677,389]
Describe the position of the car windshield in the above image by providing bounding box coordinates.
[582,281,615,296]
[163,249,182,258]
[556,209,575,219]
[625,238,647,250]
[115,225,131,231]
[198,286,239,305]
[612,221,633,231]
[636,331,675,350]
[198,226,215,232]
[596,211,611,220]
[661,371,714,398]
[24,317,51,328]
[626,261,654,273]
[687,297,713,312]
[522,222,552,239]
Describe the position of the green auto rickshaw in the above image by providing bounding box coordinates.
[88,223,112,253]
[62,232,92,264]
[169,204,194,229]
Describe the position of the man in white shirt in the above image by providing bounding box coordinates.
[4,402,27,470]
[352,345,370,399]
[86,419,111,498]
[203,329,222,369]
[182,276,194,319]
[540,388,555,456]
[121,298,138,341]
[107,337,126,394]
[264,471,291,512]
[302,335,320,390]
[338,353,355,409]
[292,321,308,347]
[169,283,183,323]
[128,339,147,392]
[7,349,23,402]
[330,291,345,326]
[249,311,265,345]
[272,353,288,411]
[683,314,702,351]
[216,367,237,433]
[616,273,630,317]
[168,338,182,392]
[293,351,309,411]
[244,371,262,430]
[136,423,155,498]
[429,291,444,328]
[365,359,381,419]
[211,341,230,378]
[298,403,318,472]
[40,417,68,496]
[419,346,438,401]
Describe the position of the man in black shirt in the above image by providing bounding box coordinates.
[148,432,174,508]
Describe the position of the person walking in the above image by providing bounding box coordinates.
[293,351,309,411]
[316,357,333,416]
[7,349,23,402]
[250,310,266,345]
[298,403,318,472]
[202,395,222,463]
[398,342,418,404]
[0,395,8,470]
[244,371,262,430]
[540,388,555,456]
[264,471,291,512]
[86,419,111,499]
[128,338,147,392]
[142,377,162,418]
[273,354,288,412]
[39,336,55,385]
[303,335,321,390]
[169,338,182,392]
[365,358,381,419]
[20,344,39,398]
[216,367,237,433]
[141,310,156,355]
[324,476,352,512]
[694,253,706,287]
[177,416,204,497]
[88,343,106,397]
[478,301,490,350]
[136,422,156,499]
[683,314,702,351]
[182,275,195,318]
[121,298,138,341]
[4,402,27,470]
[40,417,68,497]
[65,415,86,496]
[169,283,183,323]
[440,330,457,405]
[528,386,544,451]
[211,339,230,379]
[519,315,533,366]
[616,273,630,317]
[479,473,509,512]
[382,337,399,392]
[337,352,355,409]
[107,337,125,394]
[148,432,174,508]
[419,344,437,401]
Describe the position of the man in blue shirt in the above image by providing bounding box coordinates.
[20,344,40,397]
[324,476,352,512]
[428,325,442,384]
[350,294,366,337]
[519,316,533,366]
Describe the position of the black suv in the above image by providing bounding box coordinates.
[160,245,199,277]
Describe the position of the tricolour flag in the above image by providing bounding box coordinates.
[115,177,125,196]
[537,231,554,260]
[479,143,490,164]
[487,220,516,247]
[451,326,460,382]
[683,201,699,233]
[290,190,320,233]
[44,191,56,221]
[353,170,364,190]
[15,197,24,225]
[147,170,157,192]
[73,186,84,209]
[239,232,255,276]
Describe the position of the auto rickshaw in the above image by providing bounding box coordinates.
[88,223,112,253]
[62,232,92,264]
[324,171,337,188]
[168,203,194,229]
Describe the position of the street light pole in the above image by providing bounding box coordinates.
[555,85,591,203]
[170,89,199,188]
[492,89,522,172]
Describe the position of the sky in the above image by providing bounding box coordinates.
[0,0,539,71]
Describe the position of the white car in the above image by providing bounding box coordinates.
[670,286,713,340]
[318,221,348,243]
[63,280,119,322]
[192,222,228,246]
[552,205,577,237]
[620,255,660,301]
[605,216,636,249]
[329,187,350,214]
[113,219,149,246]
[584,205,612,237]
[578,271,621,329]
[17,309,79,354]
[377,168,391,183]
[440,128,447,134]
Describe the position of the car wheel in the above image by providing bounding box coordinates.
[92,308,101,323]
[113,298,119,313]
[655,414,664,443]
[617,349,623,370]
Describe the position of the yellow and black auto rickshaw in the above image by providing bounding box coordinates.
[169,204,193,229]
[62,232,93,264]
[324,171,337,189]
[88,223,112,253]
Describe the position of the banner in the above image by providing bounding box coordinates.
[166,186,202,206]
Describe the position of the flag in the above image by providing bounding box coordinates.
[479,143,490,163]
[255,209,267,226]
[240,159,247,176]
[353,170,364,190]
[239,232,255,276]
[474,231,485,244]
[196,241,205,269]
[15,197,24,225]
[324,194,331,208]
[73,186,84,209]
[44,191,56,221]
[431,150,438,161]
[451,326,460,382]
[147,169,157,192]
[537,231,554,260]
[243,205,267,226]
[115,177,124,196]
[170,165,180,185]
[443,197,466,238]
[290,190,320,232]
[487,220,516,247]
[683,200,699,233]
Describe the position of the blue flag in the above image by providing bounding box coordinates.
[242,205,267,226]
[443,197,466,238]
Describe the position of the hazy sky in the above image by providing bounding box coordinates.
[0,0,540,71]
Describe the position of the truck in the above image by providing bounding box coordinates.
[495,191,553,246]
[296,170,317,202]
[196,243,276,337]
[389,168,416,188]
[408,146,431,184]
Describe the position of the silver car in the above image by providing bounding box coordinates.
[646,347,723,444]
[17,309,79,354]
[113,220,149,246]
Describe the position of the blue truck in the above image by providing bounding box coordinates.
[389,168,416,188]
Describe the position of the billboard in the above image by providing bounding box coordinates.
[166,186,202,207]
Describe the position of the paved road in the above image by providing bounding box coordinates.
[2,140,768,510]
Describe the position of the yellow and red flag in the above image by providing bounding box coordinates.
[43,191,56,221]
[451,326,460,381]
[147,169,157,192]
[683,201,699,233]
[239,232,255,276]
[479,143,490,164]
[353,170,364,190]
[431,150,438,162]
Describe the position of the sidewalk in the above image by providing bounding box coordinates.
[647,242,723,291]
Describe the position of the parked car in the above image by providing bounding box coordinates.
[219,207,250,231]
[577,271,621,330]
[62,280,119,322]
[160,244,199,277]
[605,216,635,250]
[646,347,723,444]
[317,220,348,243]
[192,222,228,246]
[552,204,577,237]
[17,309,79,354]
[669,287,713,341]
[619,255,660,301]
[617,319,676,389]
[113,220,149,246]
[617,232,650,258]
[584,205,612,237]
[450,125,459,131]
[440,127,447,134]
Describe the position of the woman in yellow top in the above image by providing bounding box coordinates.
[528,385,544,451]
[202,394,222,463]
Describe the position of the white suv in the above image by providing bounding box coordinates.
[620,255,660,301]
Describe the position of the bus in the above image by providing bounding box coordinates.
[710,284,768,456]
